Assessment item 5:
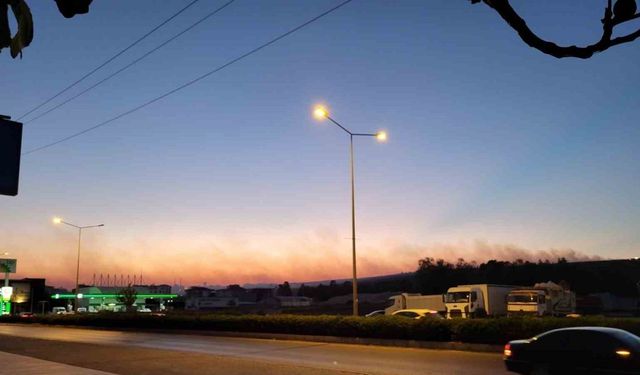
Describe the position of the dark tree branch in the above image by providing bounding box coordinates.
[472,0,640,59]
[611,11,640,26]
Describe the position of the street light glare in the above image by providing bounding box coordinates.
[313,106,328,120]
[53,217,62,224]
[376,131,388,142]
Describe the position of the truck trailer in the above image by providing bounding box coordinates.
[444,284,516,318]
[385,293,445,315]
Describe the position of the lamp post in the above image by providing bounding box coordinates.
[53,217,103,311]
[312,105,386,316]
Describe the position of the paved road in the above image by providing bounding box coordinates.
[0,324,509,375]
[0,351,115,375]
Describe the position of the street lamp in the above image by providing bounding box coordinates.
[312,104,386,316]
[53,217,104,311]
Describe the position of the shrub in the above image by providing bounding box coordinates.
[2,314,639,345]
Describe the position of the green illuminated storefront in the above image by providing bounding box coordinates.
[0,299,10,315]
[52,286,177,312]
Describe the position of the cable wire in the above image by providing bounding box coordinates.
[23,0,235,125]
[23,0,354,156]
[16,0,202,121]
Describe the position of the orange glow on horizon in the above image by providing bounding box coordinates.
[7,234,603,290]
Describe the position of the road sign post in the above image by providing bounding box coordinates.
[0,258,16,315]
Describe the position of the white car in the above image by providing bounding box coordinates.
[391,309,443,320]
[52,307,67,315]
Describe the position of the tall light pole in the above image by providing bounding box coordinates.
[53,217,104,311]
[312,105,386,316]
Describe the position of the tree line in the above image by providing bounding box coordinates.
[289,258,640,301]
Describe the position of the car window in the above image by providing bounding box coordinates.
[597,332,621,351]
[534,331,571,350]
[536,330,630,355]
[570,331,621,353]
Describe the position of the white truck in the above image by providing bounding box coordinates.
[385,293,445,315]
[507,281,576,317]
[444,284,516,318]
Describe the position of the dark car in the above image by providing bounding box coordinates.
[504,327,640,374]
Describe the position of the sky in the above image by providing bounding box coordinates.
[1,0,639,288]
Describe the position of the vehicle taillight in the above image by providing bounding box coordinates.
[504,343,512,357]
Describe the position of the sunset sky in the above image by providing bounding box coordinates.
[1,0,639,288]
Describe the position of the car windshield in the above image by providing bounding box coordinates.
[445,292,469,303]
[507,294,538,303]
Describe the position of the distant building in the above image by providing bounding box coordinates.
[148,284,172,294]
[276,296,312,307]
[321,292,397,306]
[183,285,312,311]
[171,283,186,296]
[1,278,47,314]
[185,286,213,298]
[589,292,640,316]
[207,285,277,306]
[186,296,239,310]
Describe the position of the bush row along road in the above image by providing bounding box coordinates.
[0,324,508,374]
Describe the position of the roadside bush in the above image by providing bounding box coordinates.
[2,314,639,345]
[450,316,640,344]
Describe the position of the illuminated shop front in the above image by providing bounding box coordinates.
[52,286,176,312]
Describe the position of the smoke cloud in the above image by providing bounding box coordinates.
[11,229,602,288]
[390,240,602,265]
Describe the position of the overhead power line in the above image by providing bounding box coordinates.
[23,0,354,156]
[16,0,202,121]
[24,0,236,125]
